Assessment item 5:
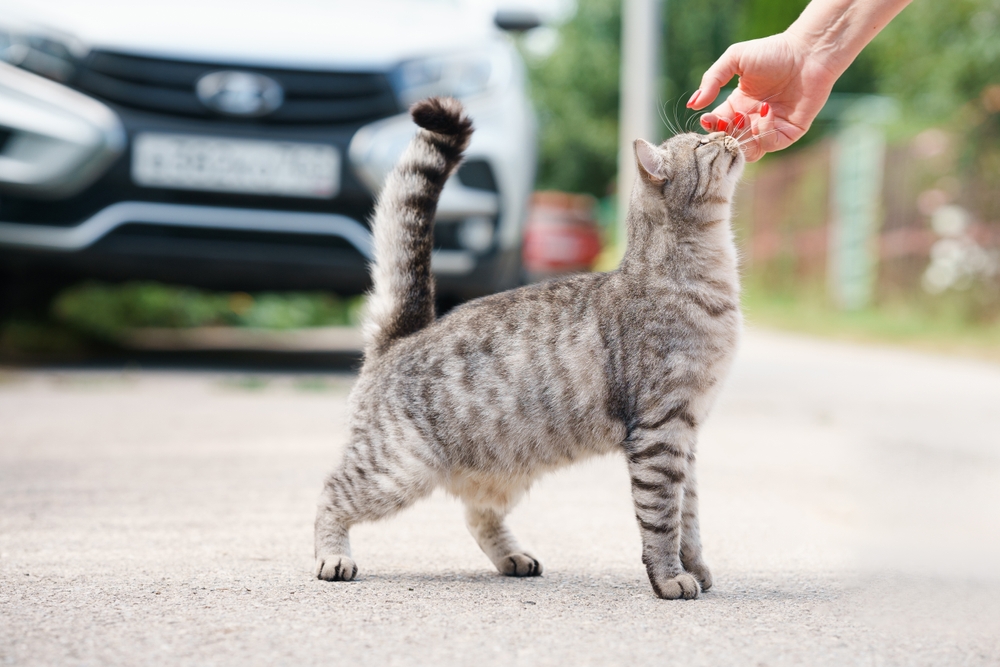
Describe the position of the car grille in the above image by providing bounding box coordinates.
[71,51,402,125]
[106,223,361,252]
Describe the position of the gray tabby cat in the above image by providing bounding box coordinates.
[315,96,744,599]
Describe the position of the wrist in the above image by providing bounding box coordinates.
[784,0,912,79]
[783,22,854,81]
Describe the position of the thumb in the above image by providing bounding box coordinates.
[689,45,742,110]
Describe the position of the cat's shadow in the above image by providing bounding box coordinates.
[316,569,810,602]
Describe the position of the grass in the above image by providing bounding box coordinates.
[292,377,353,394]
[742,280,1000,363]
[218,376,271,392]
[51,282,366,341]
[0,281,368,361]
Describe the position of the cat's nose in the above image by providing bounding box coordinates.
[702,132,727,142]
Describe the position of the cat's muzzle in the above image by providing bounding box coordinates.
[723,135,739,156]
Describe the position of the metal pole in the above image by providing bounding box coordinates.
[615,0,661,264]
[827,96,896,310]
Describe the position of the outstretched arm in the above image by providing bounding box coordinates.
[688,0,912,162]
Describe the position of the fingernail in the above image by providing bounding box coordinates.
[717,118,729,132]
[700,116,712,131]
[733,112,746,129]
[686,90,701,108]
[760,102,770,117]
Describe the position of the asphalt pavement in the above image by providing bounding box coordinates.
[1,329,999,666]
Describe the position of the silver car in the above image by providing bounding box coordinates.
[0,0,538,305]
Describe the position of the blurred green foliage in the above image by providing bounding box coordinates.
[872,0,1000,218]
[524,0,621,197]
[51,282,364,341]
[734,0,804,41]
[663,0,742,102]
[872,0,1000,120]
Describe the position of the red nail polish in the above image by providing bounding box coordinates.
[733,112,746,129]
[760,102,770,117]
[717,118,729,132]
[686,90,701,108]
[700,116,712,130]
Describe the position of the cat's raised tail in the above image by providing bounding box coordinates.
[363,96,474,357]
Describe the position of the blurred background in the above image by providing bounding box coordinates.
[1,4,998,660]
[0,0,997,362]
[526,0,1000,360]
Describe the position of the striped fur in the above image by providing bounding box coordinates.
[315,120,745,600]
[363,97,473,357]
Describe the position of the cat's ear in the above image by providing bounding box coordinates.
[634,139,667,185]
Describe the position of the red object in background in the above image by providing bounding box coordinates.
[523,191,603,277]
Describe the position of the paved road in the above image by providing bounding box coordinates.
[1,330,999,666]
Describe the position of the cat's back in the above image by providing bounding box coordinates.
[354,271,627,462]
[375,271,613,389]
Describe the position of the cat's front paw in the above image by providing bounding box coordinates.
[498,553,543,577]
[315,554,358,581]
[684,560,713,592]
[649,572,701,600]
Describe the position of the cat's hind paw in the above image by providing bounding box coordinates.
[650,572,701,600]
[498,553,543,577]
[315,555,358,581]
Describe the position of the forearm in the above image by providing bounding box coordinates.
[786,0,912,77]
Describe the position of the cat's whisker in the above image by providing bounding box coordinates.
[744,93,778,117]
[739,126,783,142]
[668,108,683,137]
[665,91,709,136]
[670,96,687,138]
[658,96,682,138]
[685,103,703,134]
[738,128,783,148]
[657,98,671,136]
[734,123,755,143]
[672,95,687,137]
[730,93,779,142]
[730,121,750,142]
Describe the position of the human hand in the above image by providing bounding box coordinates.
[687,32,839,162]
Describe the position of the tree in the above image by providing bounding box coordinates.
[524,0,622,197]
[872,0,1000,119]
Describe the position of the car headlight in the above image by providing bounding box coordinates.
[391,46,513,106]
[0,22,79,83]
[0,61,125,199]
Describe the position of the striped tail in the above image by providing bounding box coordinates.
[362,97,474,357]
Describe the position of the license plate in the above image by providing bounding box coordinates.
[131,133,340,199]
